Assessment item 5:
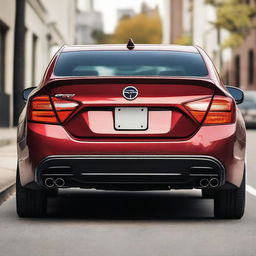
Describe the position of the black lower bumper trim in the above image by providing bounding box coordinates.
[35,155,225,189]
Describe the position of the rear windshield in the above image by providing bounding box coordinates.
[54,50,208,77]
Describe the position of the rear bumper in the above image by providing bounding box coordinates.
[17,122,246,188]
[35,155,225,189]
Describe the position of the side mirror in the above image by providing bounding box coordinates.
[22,87,37,101]
[226,86,244,104]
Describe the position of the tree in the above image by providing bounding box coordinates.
[174,35,192,46]
[93,4,162,45]
[100,6,162,44]
[92,30,113,44]
[205,0,256,48]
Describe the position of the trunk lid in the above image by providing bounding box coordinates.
[48,78,215,138]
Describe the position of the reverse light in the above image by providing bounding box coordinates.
[184,97,212,123]
[51,97,79,122]
[184,96,235,125]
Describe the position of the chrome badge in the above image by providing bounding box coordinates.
[54,94,75,99]
[122,86,138,101]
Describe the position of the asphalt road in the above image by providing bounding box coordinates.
[1,131,256,256]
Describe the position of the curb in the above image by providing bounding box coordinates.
[0,182,16,205]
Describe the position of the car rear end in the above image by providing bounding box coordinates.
[17,45,246,218]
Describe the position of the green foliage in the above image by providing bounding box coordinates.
[94,8,162,44]
[174,35,192,45]
[109,11,162,44]
[92,30,112,44]
[221,33,244,48]
[205,0,256,48]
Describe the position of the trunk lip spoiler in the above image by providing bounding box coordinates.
[43,77,218,88]
[41,77,229,99]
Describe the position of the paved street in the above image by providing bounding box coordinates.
[0,130,256,256]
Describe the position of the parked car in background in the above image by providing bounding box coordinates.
[17,42,246,219]
[239,91,256,128]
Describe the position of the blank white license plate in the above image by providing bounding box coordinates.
[114,107,148,130]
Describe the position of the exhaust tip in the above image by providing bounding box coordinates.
[54,178,65,188]
[209,178,219,188]
[45,178,55,188]
[199,178,209,188]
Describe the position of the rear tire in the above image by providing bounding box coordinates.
[214,171,245,219]
[16,168,47,217]
[201,189,215,199]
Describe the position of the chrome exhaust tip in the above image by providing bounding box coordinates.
[199,178,209,188]
[44,178,55,188]
[54,178,65,188]
[209,178,219,188]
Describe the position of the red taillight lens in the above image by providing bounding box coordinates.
[29,96,58,124]
[204,96,234,124]
[184,96,235,125]
[51,97,79,122]
[28,95,79,124]
[184,97,212,123]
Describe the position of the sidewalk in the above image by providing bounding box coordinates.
[0,128,16,146]
[0,128,17,204]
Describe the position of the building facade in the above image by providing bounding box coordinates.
[223,0,256,90]
[0,0,75,127]
[163,0,256,91]
[162,0,184,44]
[75,10,103,44]
[163,0,232,74]
[0,0,15,127]
[75,0,103,44]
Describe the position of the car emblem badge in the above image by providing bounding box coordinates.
[54,94,75,99]
[122,86,138,101]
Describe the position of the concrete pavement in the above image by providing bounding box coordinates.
[0,128,16,146]
[0,128,16,204]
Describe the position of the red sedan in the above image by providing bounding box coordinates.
[17,41,246,218]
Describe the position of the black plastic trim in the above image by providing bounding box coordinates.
[35,155,225,189]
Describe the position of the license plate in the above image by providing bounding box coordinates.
[114,107,148,130]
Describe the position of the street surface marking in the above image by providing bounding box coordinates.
[246,184,256,197]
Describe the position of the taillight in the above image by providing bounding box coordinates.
[51,97,79,122]
[204,96,234,124]
[28,95,79,124]
[184,96,235,125]
[184,97,211,123]
[29,96,58,123]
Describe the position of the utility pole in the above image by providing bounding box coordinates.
[13,0,26,126]
[217,26,223,72]
[190,0,194,44]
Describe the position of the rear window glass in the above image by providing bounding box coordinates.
[54,50,208,77]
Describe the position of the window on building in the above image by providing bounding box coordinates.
[32,33,38,85]
[248,49,254,85]
[235,55,240,87]
[0,22,7,92]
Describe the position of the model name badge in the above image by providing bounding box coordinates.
[54,94,75,99]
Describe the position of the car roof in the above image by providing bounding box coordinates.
[61,44,199,53]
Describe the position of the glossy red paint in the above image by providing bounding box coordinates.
[17,45,246,190]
